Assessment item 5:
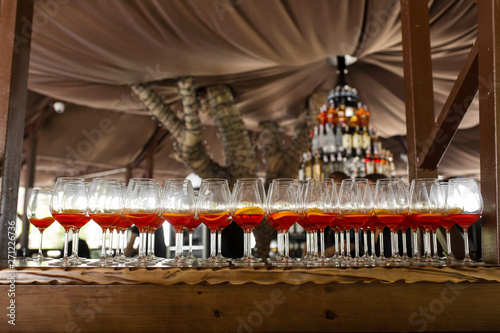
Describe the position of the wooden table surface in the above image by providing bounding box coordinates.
[1,262,499,332]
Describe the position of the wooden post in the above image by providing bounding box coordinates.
[20,130,38,252]
[0,0,34,260]
[478,0,500,265]
[400,0,438,181]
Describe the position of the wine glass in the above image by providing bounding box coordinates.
[297,182,315,264]
[162,179,196,266]
[232,178,266,267]
[113,183,133,263]
[374,179,409,266]
[446,178,483,265]
[339,179,373,267]
[185,216,202,264]
[266,178,301,266]
[303,178,338,266]
[50,177,88,266]
[125,178,161,265]
[197,178,231,267]
[88,178,123,266]
[409,178,444,264]
[26,188,55,262]
[438,182,456,263]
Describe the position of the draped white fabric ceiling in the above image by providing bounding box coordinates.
[22,0,480,185]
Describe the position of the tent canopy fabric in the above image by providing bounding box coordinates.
[22,0,480,185]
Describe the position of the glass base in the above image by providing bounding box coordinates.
[199,257,230,267]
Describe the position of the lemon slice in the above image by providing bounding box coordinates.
[306,208,324,214]
[447,208,463,215]
[235,206,265,216]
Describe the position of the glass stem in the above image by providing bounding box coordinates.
[246,231,253,258]
[379,231,384,258]
[217,232,222,257]
[313,231,318,256]
[354,228,360,259]
[38,230,44,259]
[151,231,156,257]
[175,230,183,258]
[340,229,345,258]
[277,232,284,258]
[188,232,193,257]
[138,231,146,259]
[346,228,351,259]
[395,231,399,257]
[424,230,431,259]
[370,231,375,258]
[446,229,454,260]
[121,230,126,257]
[320,230,325,259]
[363,230,368,257]
[284,231,290,258]
[432,231,438,259]
[108,230,114,258]
[334,230,339,257]
[306,231,311,256]
[391,230,397,259]
[100,228,107,260]
[412,230,419,259]
[243,231,248,257]
[115,230,121,257]
[146,231,152,256]
[463,228,471,261]
[210,231,216,258]
[402,230,407,257]
[71,230,77,258]
[63,230,70,261]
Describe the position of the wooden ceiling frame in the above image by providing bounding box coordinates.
[0,0,34,260]
[401,0,499,264]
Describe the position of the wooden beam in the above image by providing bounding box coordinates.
[478,0,500,265]
[400,0,438,181]
[19,130,37,252]
[419,42,479,170]
[0,0,34,260]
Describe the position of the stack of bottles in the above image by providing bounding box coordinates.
[298,88,396,181]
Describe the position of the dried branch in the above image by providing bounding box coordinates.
[205,85,258,183]
[131,82,228,179]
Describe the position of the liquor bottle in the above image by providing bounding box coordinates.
[322,153,331,178]
[311,126,319,153]
[337,104,348,127]
[380,149,387,176]
[341,124,352,153]
[312,152,323,179]
[352,125,362,158]
[364,145,375,175]
[356,103,370,129]
[304,152,312,181]
[361,126,371,154]
[388,152,396,178]
[317,105,327,126]
[298,153,306,182]
[344,147,354,176]
[327,93,337,125]
[336,151,345,173]
[318,124,327,151]
[329,153,336,174]
[373,142,381,174]
[325,123,336,154]
[355,146,365,177]
[335,123,344,155]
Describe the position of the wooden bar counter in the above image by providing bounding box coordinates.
[1,262,499,332]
